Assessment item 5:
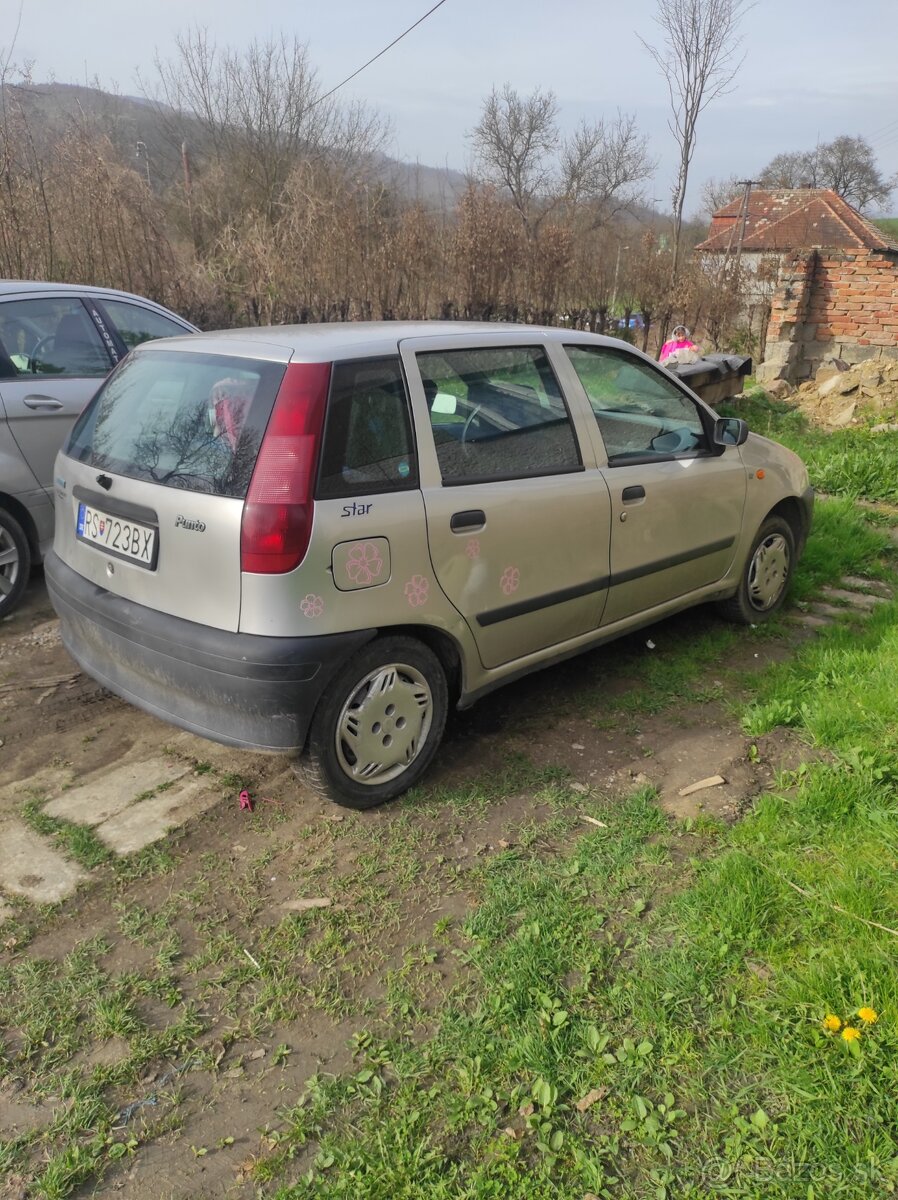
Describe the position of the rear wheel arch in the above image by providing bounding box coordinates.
[376,623,464,706]
[0,491,40,556]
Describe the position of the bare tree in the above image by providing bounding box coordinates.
[820,136,895,211]
[758,149,820,189]
[152,29,387,226]
[700,173,742,217]
[470,85,559,234]
[641,0,748,278]
[561,111,655,223]
[759,136,894,211]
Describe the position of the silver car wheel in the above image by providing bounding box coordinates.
[335,662,434,786]
[747,533,790,611]
[0,523,21,599]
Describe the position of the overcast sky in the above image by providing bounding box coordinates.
[11,0,898,215]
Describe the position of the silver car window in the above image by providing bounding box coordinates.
[0,297,111,379]
[566,345,709,462]
[66,349,284,497]
[99,299,191,349]
[417,345,581,484]
[317,357,417,498]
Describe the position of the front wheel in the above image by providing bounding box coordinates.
[299,636,448,809]
[718,515,795,625]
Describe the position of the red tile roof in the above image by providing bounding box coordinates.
[696,188,898,253]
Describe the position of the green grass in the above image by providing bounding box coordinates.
[723,389,898,505]
[872,217,898,240]
[254,599,898,1199]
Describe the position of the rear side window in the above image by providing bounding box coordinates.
[66,349,285,498]
[317,357,418,499]
[417,345,581,484]
[100,299,190,349]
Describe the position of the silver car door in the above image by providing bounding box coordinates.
[562,342,747,625]
[401,332,612,671]
[0,295,114,495]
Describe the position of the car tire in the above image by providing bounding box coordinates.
[0,508,31,619]
[718,515,795,625]
[299,636,448,809]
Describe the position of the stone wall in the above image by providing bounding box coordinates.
[757,249,898,383]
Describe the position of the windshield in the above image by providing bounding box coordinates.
[66,349,285,498]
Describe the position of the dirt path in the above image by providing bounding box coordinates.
[0,565,891,1199]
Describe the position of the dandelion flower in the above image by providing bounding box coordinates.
[822,1014,842,1033]
[841,1026,861,1043]
[857,1007,878,1024]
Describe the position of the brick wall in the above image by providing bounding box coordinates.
[758,248,898,383]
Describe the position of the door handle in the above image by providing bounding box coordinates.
[450,509,486,532]
[24,394,64,410]
[621,485,645,502]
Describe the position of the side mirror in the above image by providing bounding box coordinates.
[713,416,749,449]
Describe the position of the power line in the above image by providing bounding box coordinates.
[314,0,449,109]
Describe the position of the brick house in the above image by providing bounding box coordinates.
[696,188,898,383]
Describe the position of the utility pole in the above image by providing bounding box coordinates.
[733,179,761,271]
[135,141,151,188]
[611,243,630,313]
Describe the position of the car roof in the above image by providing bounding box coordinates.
[0,280,153,300]
[0,280,196,322]
[140,321,638,362]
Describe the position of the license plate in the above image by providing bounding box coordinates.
[76,503,156,567]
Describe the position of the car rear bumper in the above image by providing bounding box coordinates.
[45,551,376,753]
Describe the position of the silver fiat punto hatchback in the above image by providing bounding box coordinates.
[47,323,813,807]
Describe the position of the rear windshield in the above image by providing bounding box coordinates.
[66,349,285,498]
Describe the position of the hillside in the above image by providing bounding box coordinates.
[1,81,469,209]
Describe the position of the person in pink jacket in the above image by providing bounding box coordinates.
[659,325,700,365]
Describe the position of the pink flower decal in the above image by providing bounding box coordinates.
[404,575,430,608]
[465,537,481,560]
[300,594,324,618]
[500,566,520,595]
[345,542,384,586]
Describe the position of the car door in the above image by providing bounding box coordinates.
[401,334,612,671]
[0,295,114,495]
[562,343,747,627]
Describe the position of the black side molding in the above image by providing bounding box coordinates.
[477,575,610,627]
[611,535,735,587]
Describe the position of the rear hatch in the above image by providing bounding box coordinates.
[54,342,290,632]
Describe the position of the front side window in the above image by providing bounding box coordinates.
[566,345,708,462]
[317,358,417,499]
[0,297,111,379]
[66,349,285,497]
[417,345,581,483]
[101,299,191,349]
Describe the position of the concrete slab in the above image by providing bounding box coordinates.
[0,818,86,904]
[93,778,220,854]
[44,759,191,826]
[841,576,893,598]
[809,602,850,620]
[820,587,885,610]
[792,614,833,630]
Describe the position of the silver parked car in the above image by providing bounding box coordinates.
[0,282,196,616]
[47,323,812,807]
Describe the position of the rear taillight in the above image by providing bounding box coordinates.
[240,361,331,574]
